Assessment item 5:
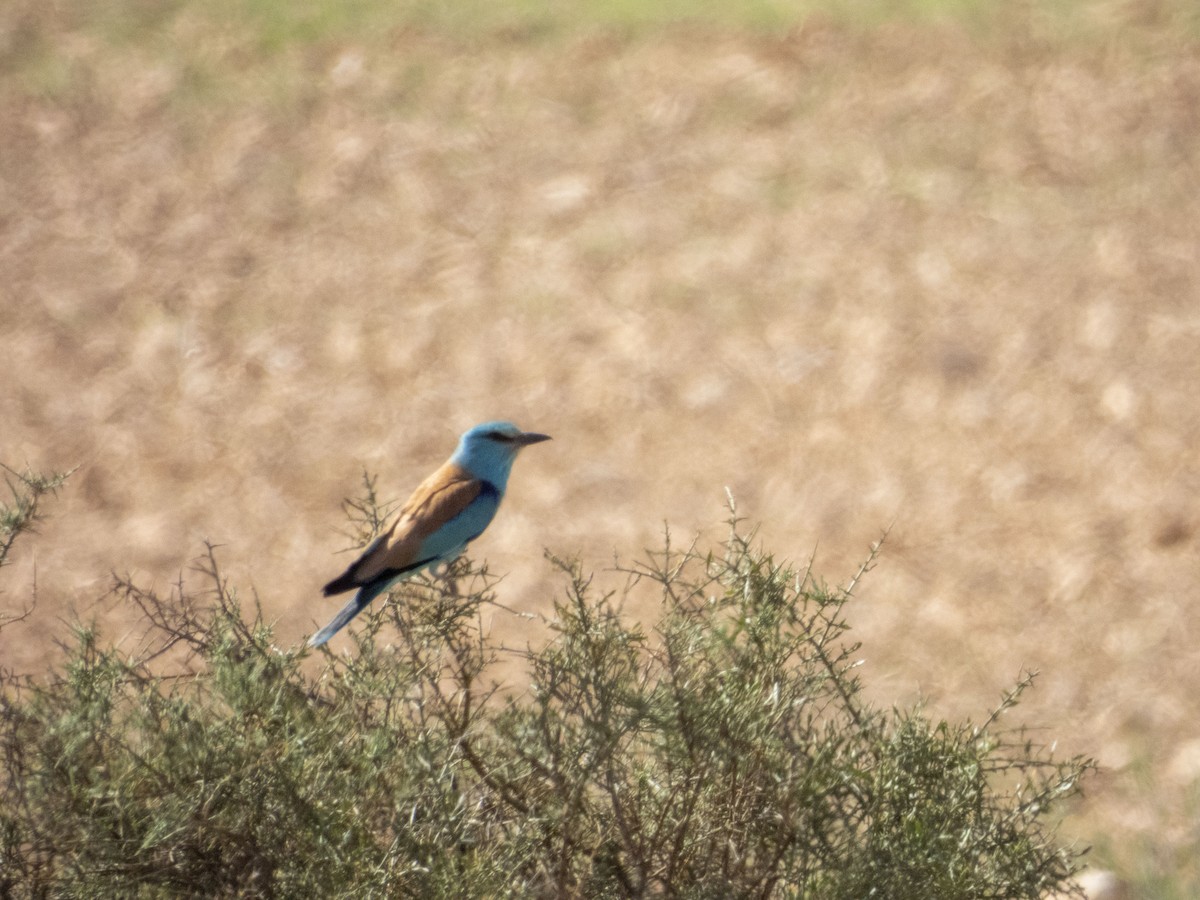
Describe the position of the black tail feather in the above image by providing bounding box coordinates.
[323,570,359,596]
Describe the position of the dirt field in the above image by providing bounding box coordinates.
[2,3,1198,890]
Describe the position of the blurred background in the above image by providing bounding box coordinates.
[2,0,1198,892]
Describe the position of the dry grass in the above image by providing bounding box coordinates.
[2,0,1199,889]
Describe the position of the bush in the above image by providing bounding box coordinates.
[0,473,1092,898]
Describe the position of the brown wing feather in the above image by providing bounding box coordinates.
[346,462,481,585]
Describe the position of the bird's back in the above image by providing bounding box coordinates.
[323,461,500,595]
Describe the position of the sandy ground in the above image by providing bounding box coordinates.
[2,6,1198,887]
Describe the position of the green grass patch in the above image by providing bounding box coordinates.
[6,0,1197,117]
[11,0,1200,63]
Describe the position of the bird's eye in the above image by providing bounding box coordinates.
[487,430,514,442]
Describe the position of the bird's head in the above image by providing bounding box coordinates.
[452,421,551,487]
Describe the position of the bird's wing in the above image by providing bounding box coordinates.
[325,462,486,593]
[395,462,485,542]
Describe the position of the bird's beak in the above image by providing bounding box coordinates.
[516,431,552,446]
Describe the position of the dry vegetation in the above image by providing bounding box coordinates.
[1,0,1198,891]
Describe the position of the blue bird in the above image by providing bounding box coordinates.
[309,421,551,647]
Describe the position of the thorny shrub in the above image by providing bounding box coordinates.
[0,469,1092,898]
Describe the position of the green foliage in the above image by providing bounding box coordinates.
[0,464,72,633]
[0,477,1092,898]
[0,464,72,571]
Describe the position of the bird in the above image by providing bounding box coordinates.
[309,421,551,648]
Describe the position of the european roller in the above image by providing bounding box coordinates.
[309,421,551,647]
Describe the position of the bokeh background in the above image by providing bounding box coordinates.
[2,0,1198,892]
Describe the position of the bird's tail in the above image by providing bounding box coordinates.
[309,581,388,648]
[310,555,444,647]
